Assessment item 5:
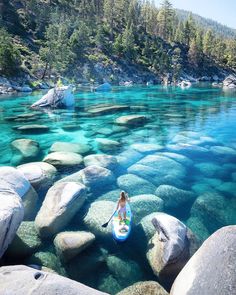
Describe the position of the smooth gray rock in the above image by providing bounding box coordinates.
[11,138,40,165]
[0,188,24,258]
[0,265,108,295]
[117,174,156,196]
[16,124,50,133]
[43,152,83,168]
[156,152,193,167]
[57,165,115,190]
[50,141,91,155]
[17,162,57,193]
[117,281,169,295]
[147,213,198,281]
[170,226,236,295]
[106,255,143,286]
[87,104,129,115]
[0,167,38,220]
[186,217,209,242]
[83,201,116,237]
[6,221,42,257]
[54,231,95,262]
[84,154,118,170]
[155,185,196,210]
[115,115,147,126]
[117,149,143,168]
[167,144,209,158]
[210,145,236,157]
[95,138,121,152]
[35,182,87,238]
[131,143,164,154]
[191,192,236,233]
[130,194,164,223]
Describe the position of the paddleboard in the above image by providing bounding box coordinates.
[112,203,132,242]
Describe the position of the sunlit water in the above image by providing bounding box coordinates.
[1,84,236,293]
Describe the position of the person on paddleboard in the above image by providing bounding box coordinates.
[116,191,130,224]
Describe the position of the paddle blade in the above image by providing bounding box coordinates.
[102,222,108,228]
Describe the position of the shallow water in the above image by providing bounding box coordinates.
[1,84,236,293]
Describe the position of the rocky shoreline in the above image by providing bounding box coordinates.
[1,73,236,96]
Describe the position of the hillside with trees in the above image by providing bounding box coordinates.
[0,0,236,84]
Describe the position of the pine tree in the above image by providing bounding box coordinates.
[122,24,137,60]
[157,0,174,41]
[203,29,214,57]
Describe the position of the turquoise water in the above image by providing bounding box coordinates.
[1,84,236,293]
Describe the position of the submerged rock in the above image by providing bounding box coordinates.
[170,226,236,295]
[83,201,115,237]
[0,188,24,258]
[35,182,87,238]
[117,149,143,168]
[11,139,40,165]
[6,221,42,257]
[0,166,38,220]
[117,281,169,295]
[106,255,143,286]
[130,194,164,223]
[155,185,196,210]
[95,138,121,152]
[57,165,115,190]
[117,174,156,196]
[17,162,57,194]
[191,192,236,233]
[87,104,129,115]
[54,231,95,262]
[131,143,164,154]
[43,151,83,168]
[115,115,147,126]
[186,216,209,242]
[209,145,236,157]
[50,141,91,155]
[195,162,222,178]
[84,154,118,170]
[16,124,50,134]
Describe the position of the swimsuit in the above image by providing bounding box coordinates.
[119,205,126,214]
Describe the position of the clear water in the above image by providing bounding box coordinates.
[1,84,236,293]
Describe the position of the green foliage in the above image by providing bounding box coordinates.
[0,28,21,76]
[122,24,137,60]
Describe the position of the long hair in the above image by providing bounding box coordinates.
[120,191,126,202]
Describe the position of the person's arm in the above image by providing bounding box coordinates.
[126,193,130,203]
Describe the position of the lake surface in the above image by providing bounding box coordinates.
[1,84,236,294]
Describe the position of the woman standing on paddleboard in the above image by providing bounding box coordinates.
[116,191,130,224]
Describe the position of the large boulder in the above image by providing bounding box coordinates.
[155,185,196,211]
[117,149,143,168]
[35,182,87,238]
[17,162,57,194]
[0,265,108,295]
[115,115,147,126]
[170,226,236,295]
[16,124,50,134]
[95,138,121,152]
[223,74,236,88]
[131,143,164,154]
[43,152,83,168]
[11,139,40,165]
[0,167,38,220]
[84,154,118,170]
[54,231,95,262]
[117,281,169,295]
[6,221,42,257]
[117,174,156,196]
[130,194,164,223]
[87,104,129,115]
[167,144,209,158]
[50,141,91,155]
[191,192,236,233]
[147,213,198,282]
[31,85,75,108]
[58,165,115,191]
[106,255,143,286]
[82,201,116,237]
[0,188,24,258]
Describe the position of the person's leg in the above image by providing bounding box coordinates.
[123,211,126,221]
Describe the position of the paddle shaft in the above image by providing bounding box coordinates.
[103,210,117,227]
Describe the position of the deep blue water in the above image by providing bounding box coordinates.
[1,84,236,294]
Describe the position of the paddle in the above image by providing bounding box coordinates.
[102,210,117,228]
